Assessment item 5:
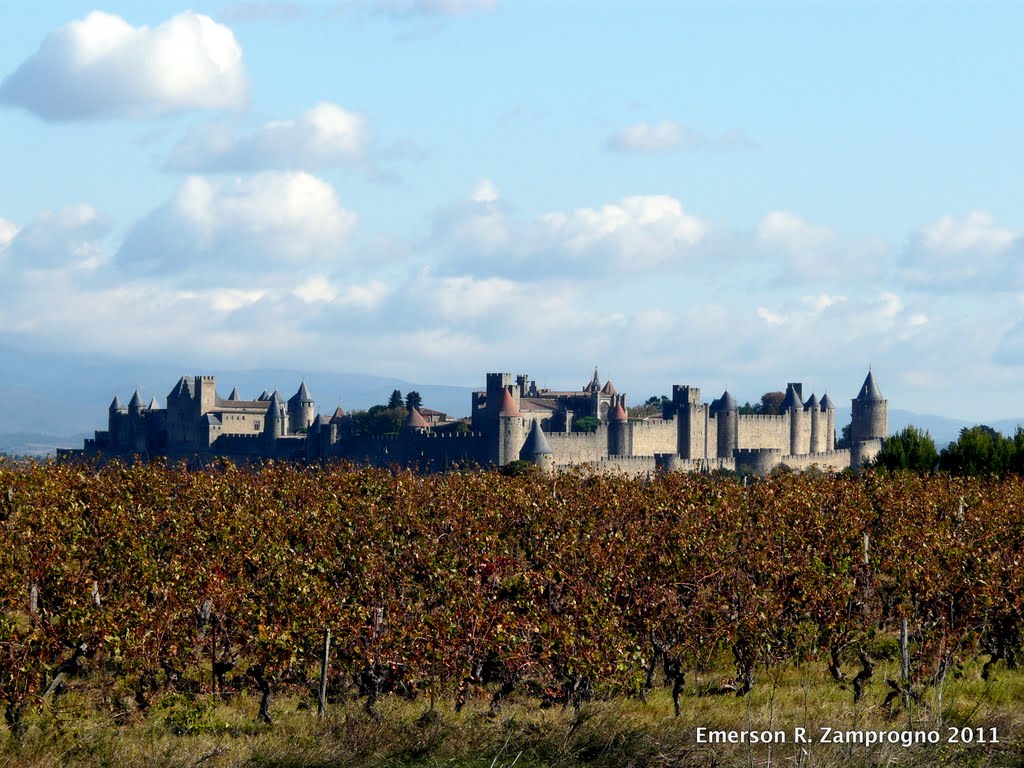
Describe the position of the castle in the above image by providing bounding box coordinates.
[71,369,888,475]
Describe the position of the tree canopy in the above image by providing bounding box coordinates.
[872,426,938,473]
[939,425,1017,476]
[387,389,404,409]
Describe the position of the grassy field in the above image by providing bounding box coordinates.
[3,655,1022,768]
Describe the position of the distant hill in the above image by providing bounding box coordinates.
[3,342,1023,457]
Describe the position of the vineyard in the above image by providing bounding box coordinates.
[2,459,1024,764]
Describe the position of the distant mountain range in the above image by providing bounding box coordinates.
[0,342,1020,457]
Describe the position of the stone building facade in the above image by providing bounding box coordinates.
[74,370,887,476]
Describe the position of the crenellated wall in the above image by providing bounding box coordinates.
[736,413,790,451]
[547,427,609,464]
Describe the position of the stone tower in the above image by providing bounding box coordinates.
[715,390,739,459]
[608,401,631,456]
[520,420,555,473]
[781,383,804,455]
[851,370,887,442]
[288,382,315,433]
[496,387,526,465]
[805,393,822,454]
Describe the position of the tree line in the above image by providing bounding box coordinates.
[874,424,1024,475]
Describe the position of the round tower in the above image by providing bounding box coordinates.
[820,393,836,450]
[781,383,804,455]
[805,393,822,453]
[608,402,631,456]
[264,395,285,441]
[851,371,887,442]
[715,390,738,459]
[497,387,526,465]
[520,420,555,473]
[403,407,429,434]
[108,395,127,447]
[288,382,315,432]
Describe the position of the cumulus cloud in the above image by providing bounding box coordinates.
[755,210,890,283]
[117,173,356,276]
[433,185,708,275]
[3,204,109,268]
[901,211,1023,290]
[0,11,246,120]
[166,102,372,172]
[608,121,753,153]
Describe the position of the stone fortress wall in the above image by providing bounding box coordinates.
[76,367,889,477]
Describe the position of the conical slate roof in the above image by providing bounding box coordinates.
[520,420,553,457]
[128,390,145,411]
[820,393,835,411]
[780,384,801,412]
[109,396,125,412]
[266,396,281,418]
[228,387,240,400]
[169,376,193,399]
[856,371,884,401]
[148,397,159,411]
[258,390,271,401]
[498,387,521,417]
[610,402,628,421]
[289,381,313,405]
[718,390,738,412]
[272,389,285,404]
[804,393,820,410]
[404,407,429,430]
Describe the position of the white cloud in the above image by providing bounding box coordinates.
[372,0,498,17]
[470,178,500,203]
[0,218,18,252]
[209,289,266,312]
[532,195,706,268]
[167,102,372,172]
[4,204,109,268]
[117,173,357,275]
[801,293,847,312]
[901,211,1023,291]
[608,121,753,153]
[755,211,890,283]
[0,11,246,120]
[756,211,834,253]
[756,306,786,326]
[919,211,1015,255]
[221,2,310,23]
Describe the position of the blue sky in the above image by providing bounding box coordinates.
[1,1,1023,420]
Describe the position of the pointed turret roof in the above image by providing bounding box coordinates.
[109,396,125,412]
[780,384,801,411]
[273,389,285,404]
[168,376,193,399]
[404,407,430,431]
[601,380,617,395]
[128,390,145,411]
[520,420,553,457]
[583,367,601,393]
[228,386,240,400]
[266,396,281,418]
[498,387,521,417]
[820,393,835,411]
[258,390,271,401]
[330,406,346,424]
[148,397,159,411]
[718,390,738,412]
[804,393,820,410]
[856,371,884,401]
[610,402,628,421]
[289,381,313,405]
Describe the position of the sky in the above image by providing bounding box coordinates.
[1,0,1023,421]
